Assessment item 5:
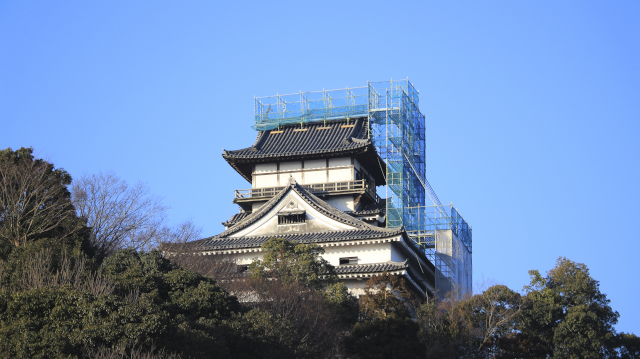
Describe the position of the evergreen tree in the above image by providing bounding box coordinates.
[506,257,620,358]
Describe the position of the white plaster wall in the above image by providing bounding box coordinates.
[287,172,303,184]
[326,195,355,211]
[280,161,302,171]
[255,163,277,173]
[328,168,352,182]
[226,252,262,266]
[251,201,267,211]
[305,159,326,169]
[304,170,326,184]
[323,242,393,267]
[390,244,407,262]
[329,157,351,168]
[255,174,277,188]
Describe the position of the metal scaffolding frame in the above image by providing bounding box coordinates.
[254,79,472,296]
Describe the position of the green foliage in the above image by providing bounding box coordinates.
[220,309,298,359]
[0,247,247,358]
[0,150,632,358]
[101,250,243,320]
[323,282,359,325]
[359,272,413,320]
[250,237,338,290]
[415,258,625,359]
[344,316,422,359]
[617,332,640,359]
[0,285,168,358]
[345,273,422,359]
[516,257,619,358]
[248,238,359,357]
[250,237,358,326]
[0,147,88,249]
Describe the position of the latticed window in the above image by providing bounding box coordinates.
[278,212,305,224]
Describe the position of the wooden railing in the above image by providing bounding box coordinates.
[234,179,380,202]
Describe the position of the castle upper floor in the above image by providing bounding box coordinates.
[222,117,386,186]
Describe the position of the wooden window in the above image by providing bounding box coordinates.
[278,213,305,225]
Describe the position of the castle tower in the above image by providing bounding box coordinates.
[182,81,472,298]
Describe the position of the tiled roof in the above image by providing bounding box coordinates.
[346,198,386,217]
[212,177,398,239]
[335,260,408,274]
[188,177,404,250]
[222,212,250,227]
[192,228,404,250]
[222,118,385,184]
[224,118,370,160]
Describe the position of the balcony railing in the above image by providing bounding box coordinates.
[234,179,380,203]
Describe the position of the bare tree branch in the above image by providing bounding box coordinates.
[71,172,169,257]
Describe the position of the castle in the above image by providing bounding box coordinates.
[185,80,471,298]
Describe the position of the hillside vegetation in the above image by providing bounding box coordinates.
[0,147,637,358]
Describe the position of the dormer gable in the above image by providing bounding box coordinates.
[205,177,396,243]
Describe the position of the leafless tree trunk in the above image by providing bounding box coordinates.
[0,151,80,246]
[71,172,171,257]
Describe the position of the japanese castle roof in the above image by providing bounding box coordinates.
[223,198,387,227]
[345,198,387,217]
[222,117,386,184]
[334,260,409,275]
[187,178,405,251]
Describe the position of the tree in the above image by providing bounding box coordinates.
[249,237,338,290]
[617,332,640,359]
[71,171,198,259]
[468,284,524,356]
[358,272,414,320]
[345,315,422,359]
[0,248,245,358]
[0,147,84,247]
[344,273,423,359]
[417,294,473,359]
[248,237,358,358]
[509,257,620,358]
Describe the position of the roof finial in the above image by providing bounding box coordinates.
[288,175,297,185]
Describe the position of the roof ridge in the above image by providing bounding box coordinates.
[250,130,269,152]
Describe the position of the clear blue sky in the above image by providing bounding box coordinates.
[1,1,638,333]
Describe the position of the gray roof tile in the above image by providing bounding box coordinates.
[192,228,403,250]
[335,260,409,274]
[346,199,386,216]
[223,118,370,160]
[221,118,386,184]
[222,212,250,227]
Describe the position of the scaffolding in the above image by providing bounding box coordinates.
[254,79,472,296]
